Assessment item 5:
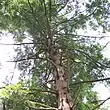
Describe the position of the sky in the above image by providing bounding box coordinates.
[0,33,20,86]
[0,31,110,109]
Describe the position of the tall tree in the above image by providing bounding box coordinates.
[0,0,110,110]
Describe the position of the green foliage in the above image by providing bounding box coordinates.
[0,81,57,110]
[0,83,29,110]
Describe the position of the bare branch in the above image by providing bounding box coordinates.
[91,97,110,110]
[70,77,110,85]
[57,33,110,39]
[102,41,110,49]
[0,43,34,46]
[7,57,42,62]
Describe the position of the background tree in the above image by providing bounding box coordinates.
[0,0,110,110]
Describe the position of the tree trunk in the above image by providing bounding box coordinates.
[50,46,75,110]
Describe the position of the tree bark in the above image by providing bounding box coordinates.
[50,46,75,110]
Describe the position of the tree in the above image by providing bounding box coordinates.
[0,0,110,110]
[0,83,29,110]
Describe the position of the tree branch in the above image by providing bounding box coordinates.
[70,77,110,85]
[74,49,110,68]
[56,0,68,14]
[57,33,110,39]
[27,0,45,35]
[91,97,110,110]
[28,88,57,95]
[42,0,51,34]
[56,8,97,27]
[0,35,109,46]
[0,42,34,46]
[28,107,57,110]
[7,57,42,62]
[102,41,110,49]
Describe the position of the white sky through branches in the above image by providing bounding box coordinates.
[0,34,19,86]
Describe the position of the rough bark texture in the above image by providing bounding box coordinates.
[50,45,75,110]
